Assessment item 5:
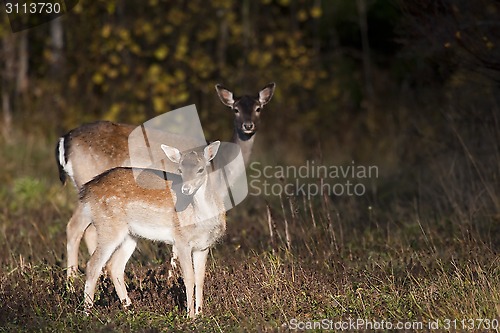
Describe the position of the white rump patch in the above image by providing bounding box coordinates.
[58,137,76,186]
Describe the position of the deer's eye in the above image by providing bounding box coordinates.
[233,107,239,114]
[178,168,182,174]
[255,107,261,113]
[197,168,204,174]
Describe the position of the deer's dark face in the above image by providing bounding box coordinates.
[216,83,276,138]
[233,95,263,135]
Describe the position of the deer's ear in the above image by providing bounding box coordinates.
[161,144,181,164]
[215,84,235,107]
[259,82,276,106]
[204,141,221,162]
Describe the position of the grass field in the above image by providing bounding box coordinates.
[0,117,499,332]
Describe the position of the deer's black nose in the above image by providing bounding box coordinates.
[243,122,255,131]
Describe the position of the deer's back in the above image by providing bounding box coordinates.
[65,121,134,187]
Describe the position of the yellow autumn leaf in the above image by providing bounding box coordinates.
[101,24,111,38]
[175,91,189,104]
[154,82,169,94]
[92,72,104,85]
[136,88,147,100]
[174,69,186,81]
[142,22,153,35]
[153,96,165,113]
[154,46,169,60]
[130,43,141,55]
[109,54,120,65]
[68,74,78,89]
[107,68,119,79]
[261,52,273,67]
[311,6,322,18]
[264,35,274,46]
[106,2,115,14]
[118,28,130,41]
[297,9,308,22]
[163,26,173,35]
[175,35,188,60]
[104,103,121,121]
[147,64,162,81]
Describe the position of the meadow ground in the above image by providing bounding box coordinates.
[0,128,499,332]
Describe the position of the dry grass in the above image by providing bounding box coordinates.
[0,103,500,332]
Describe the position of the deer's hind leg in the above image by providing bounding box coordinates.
[84,227,128,311]
[66,203,92,279]
[107,235,138,308]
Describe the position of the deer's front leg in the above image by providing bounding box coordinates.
[193,248,209,316]
[168,245,178,279]
[176,246,195,318]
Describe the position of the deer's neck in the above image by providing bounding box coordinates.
[232,129,256,166]
[192,180,220,222]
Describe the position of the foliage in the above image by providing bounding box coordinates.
[1,1,403,155]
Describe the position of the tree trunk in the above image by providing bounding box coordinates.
[50,17,64,78]
[217,10,228,72]
[2,33,15,143]
[357,0,374,100]
[17,31,29,95]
